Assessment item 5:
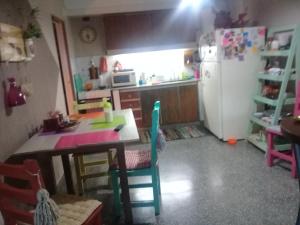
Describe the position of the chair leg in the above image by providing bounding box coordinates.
[107,150,114,188]
[111,171,121,217]
[266,132,274,167]
[156,165,161,195]
[292,149,297,178]
[152,169,160,215]
[74,155,84,195]
[3,215,16,225]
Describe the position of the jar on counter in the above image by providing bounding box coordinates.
[89,60,99,80]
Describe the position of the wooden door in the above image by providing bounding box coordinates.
[52,16,75,115]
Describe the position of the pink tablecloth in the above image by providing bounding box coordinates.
[55,130,120,149]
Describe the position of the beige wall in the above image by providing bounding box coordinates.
[70,16,106,58]
[0,0,70,223]
[257,0,300,27]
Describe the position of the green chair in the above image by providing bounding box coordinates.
[110,101,161,216]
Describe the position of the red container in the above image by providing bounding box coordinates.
[99,56,107,74]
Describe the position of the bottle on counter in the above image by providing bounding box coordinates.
[89,60,99,80]
[103,98,113,123]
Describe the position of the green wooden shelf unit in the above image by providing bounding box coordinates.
[247,24,300,152]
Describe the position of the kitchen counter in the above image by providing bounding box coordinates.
[111,78,200,91]
[77,89,111,101]
[111,78,200,127]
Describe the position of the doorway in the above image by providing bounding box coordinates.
[52,16,75,115]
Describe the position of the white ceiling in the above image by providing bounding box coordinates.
[63,0,182,16]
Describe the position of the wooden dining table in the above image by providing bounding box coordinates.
[6,109,139,224]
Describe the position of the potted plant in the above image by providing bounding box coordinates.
[23,7,42,60]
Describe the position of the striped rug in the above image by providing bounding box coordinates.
[139,125,207,143]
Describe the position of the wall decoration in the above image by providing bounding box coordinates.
[221,27,265,60]
[79,26,97,43]
[6,77,26,107]
[0,23,26,62]
[22,8,42,60]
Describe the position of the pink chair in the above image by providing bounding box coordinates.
[266,81,300,178]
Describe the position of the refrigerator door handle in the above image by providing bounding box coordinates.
[205,70,211,78]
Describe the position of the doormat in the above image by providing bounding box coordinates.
[139,125,207,143]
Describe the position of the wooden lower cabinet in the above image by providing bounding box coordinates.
[179,85,199,123]
[119,90,143,128]
[140,84,199,127]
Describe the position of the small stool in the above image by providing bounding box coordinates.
[266,126,297,178]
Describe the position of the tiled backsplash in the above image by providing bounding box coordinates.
[74,49,193,89]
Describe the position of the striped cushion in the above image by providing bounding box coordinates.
[110,149,151,170]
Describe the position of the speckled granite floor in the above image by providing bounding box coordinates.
[82,135,299,225]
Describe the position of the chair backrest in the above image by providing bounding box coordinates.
[0,160,44,225]
[294,80,300,115]
[74,74,83,93]
[151,101,160,166]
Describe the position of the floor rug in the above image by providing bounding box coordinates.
[139,125,207,143]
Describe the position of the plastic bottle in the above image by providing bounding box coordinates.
[103,98,113,122]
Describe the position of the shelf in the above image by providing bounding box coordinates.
[248,134,267,152]
[260,50,290,57]
[254,96,295,106]
[248,134,291,152]
[253,96,277,106]
[275,144,292,151]
[285,97,296,104]
[257,73,296,82]
[250,116,271,128]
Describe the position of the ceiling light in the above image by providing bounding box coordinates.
[179,0,202,9]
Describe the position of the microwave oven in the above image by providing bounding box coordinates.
[111,71,137,87]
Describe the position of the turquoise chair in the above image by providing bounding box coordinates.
[110,101,161,216]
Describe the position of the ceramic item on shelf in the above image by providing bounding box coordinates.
[21,81,33,97]
[25,38,35,59]
[7,77,26,107]
[276,33,291,48]
[271,40,279,50]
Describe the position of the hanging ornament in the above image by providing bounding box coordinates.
[7,77,26,107]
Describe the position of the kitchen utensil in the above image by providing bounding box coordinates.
[99,56,107,74]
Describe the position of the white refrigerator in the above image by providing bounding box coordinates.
[199,27,265,141]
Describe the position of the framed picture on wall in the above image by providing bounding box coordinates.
[0,23,26,62]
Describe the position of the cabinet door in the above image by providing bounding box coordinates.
[179,85,199,123]
[103,9,198,51]
[103,14,127,50]
[159,87,181,125]
[150,10,170,46]
[151,9,197,46]
[140,90,160,127]
[125,13,152,48]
